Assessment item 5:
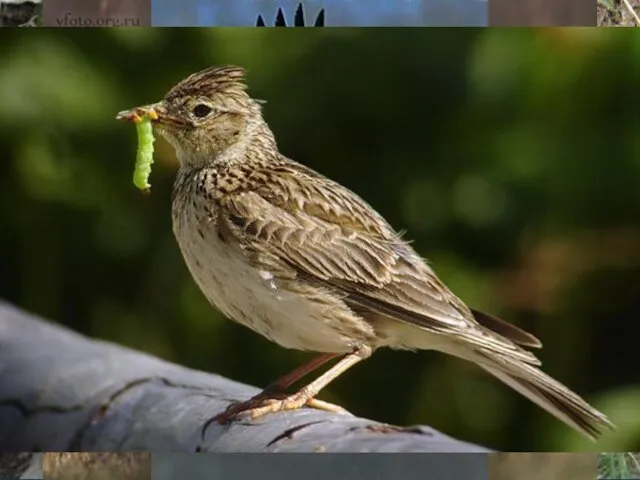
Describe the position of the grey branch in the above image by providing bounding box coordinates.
[0,300,489,453]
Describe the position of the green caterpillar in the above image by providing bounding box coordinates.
[133,114,155,194]
[116,107,158,194]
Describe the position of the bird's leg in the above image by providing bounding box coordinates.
[264,352,340,393]
[215,346,371,423]
[214,352,342,424]
[248,346,371,418]
[265,352,347,414]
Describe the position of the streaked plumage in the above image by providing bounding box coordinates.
[117,65,614,440]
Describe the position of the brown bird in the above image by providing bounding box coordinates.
[42,453,150,480]
[116,65,614,440]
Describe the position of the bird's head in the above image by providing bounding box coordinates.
[117,65,274,168]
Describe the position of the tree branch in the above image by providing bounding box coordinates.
[0,300,489,453]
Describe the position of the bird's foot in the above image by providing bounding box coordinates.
[247,394,349,419]
[214,390,348,424]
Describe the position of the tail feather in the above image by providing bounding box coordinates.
[471,309,542,349]
[474,353,615,440]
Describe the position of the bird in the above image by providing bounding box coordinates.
[116,65,615,440]
[0,0,41,27]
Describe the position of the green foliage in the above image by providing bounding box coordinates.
[1,28,639,451]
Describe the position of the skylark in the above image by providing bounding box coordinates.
[117,66,614,440]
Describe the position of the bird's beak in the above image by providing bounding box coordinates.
[116,102,166,124]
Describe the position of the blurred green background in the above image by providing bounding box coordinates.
[0,28,639,451]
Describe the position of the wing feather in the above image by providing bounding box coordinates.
[218,159,537,362]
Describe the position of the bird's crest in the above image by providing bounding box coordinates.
[164,66,249,102]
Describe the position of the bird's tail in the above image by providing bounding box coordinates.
[462,349,615,440]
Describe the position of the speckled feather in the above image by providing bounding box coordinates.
[138,66,613,439]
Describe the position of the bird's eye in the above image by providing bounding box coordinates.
[192,104,213,118]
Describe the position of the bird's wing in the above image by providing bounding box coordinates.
[218,160,537,361]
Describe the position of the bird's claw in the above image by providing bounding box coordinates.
[214,391,349,424]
